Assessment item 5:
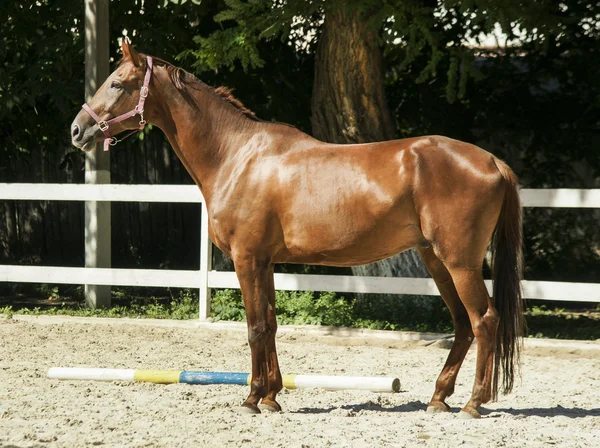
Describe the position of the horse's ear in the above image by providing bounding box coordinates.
[121,38,132,59]
[120,38,143,67]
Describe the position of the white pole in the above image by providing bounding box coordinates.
[84,0,111,308]
[289,374,400,393]
[49,367,135,382]
[199,201,212,320]
[47,368,401,392]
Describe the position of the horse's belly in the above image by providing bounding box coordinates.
[276,207,424,266]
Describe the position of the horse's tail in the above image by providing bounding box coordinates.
[490,158,525,401]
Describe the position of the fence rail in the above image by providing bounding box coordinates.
[1,184,599,319]
[2,184,600,207]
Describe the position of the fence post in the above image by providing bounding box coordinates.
[84,0,111,308]
[199,201,212,320]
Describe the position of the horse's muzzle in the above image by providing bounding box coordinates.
[71,115,98,152]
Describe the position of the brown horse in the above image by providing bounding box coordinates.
[71,40,525,419]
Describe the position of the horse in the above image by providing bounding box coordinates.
[71,39,525,419]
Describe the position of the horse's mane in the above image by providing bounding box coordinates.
[212,86,258,120]
[120,54,259,121]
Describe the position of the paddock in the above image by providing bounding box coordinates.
[1,317,598,447]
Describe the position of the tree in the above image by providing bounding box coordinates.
[185,0,600,302]
[186,1,539,284]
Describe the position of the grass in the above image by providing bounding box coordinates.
[211,290,600,340]
[0,290,199,320]
[2,288,599,341]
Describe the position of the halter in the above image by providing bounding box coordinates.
[82,56,153,151]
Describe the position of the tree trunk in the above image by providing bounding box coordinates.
[311,4,431,302]
[311,5,395,144]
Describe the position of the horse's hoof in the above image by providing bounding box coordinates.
[259,399,282,413]
[459,406,481,419]
[239,402,261,415]
[427,401,451,414]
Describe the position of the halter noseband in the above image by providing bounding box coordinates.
[82,56,153,151]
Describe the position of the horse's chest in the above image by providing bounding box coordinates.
[206,213,238,254]
[207,203,273,255]
[206,222,231,256]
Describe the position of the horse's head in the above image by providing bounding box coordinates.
[71,39,153,152]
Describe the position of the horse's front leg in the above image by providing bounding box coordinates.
[260,264,283,412]
[234,253,280,414]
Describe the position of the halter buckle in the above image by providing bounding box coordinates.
[140,86,149,98]
[98,121,109,132]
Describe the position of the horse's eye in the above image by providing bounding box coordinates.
[111,81,123,90]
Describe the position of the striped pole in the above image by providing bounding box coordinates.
[48,368,400,393]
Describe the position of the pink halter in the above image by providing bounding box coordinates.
[82,56,153,151]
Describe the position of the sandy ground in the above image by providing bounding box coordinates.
[1,317,599,448]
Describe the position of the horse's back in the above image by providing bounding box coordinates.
[273,135,506,265]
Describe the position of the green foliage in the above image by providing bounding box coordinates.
[524,209,600,282]
[190,28,264,72]
[38,284,60,301]
[525,304,600,340]
[210,289,449,331]
[185,0,594,102]
[170,291,199,319]
[353,293,454,333]
[209,290,600,340]
[0,0,83,164]
[183,0,320,73]
[4,289,599,340]
[272,290,320,325]
[6,290,199,320]
[211,289,355,326]
[277,291,355,326]
[210,289,247,321]
[0,306,14,319]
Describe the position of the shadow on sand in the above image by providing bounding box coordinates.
[293,401,600,418]
[481,405,600,418]
[293,400,426,414]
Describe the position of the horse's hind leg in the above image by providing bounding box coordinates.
[417,246,474,413]
[446,267,499,419]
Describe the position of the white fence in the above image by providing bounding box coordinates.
[1,184,599,320]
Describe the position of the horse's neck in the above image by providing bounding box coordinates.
[151,68,259,199]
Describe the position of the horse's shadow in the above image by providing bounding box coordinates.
[481,406,600,418]
[293,401,600,418]
[293,400,427,414]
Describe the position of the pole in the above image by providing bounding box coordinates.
[199,201,212,320]
[84,0,111,308]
